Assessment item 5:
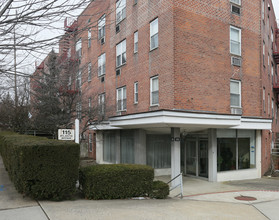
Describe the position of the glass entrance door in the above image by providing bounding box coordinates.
[185,138,208,178]
[186,140,197,176]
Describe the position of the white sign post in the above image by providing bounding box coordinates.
[58,129,75,141]
[75,119,79,144]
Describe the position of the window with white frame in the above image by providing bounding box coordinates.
[76,102,82,120]
[263,41,265,65]
[117,87,126,111]
[116,0,126,23]
[134,31,138,53]
[262,0,265,20]
[98,53,106,76]
[230,0,241,5]
[88,62,92,81]
[98,93,105,115]
[263,87,266,112]
[271,28,274,43]
[98,15,106,40]
[272,63,274,84]
[230,80,241,107]
[76,70,82,89]
[116,40,126,67]
[230,26,241,56]
[150,18,158,50]
[150,76,159,106]
[88,98,92,114]
[267,93,270,115]
[134,82,138,103]
[88,29,91,48]
[271,99,274,118]
[76,38,82,58]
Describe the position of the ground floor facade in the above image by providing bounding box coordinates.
[89,110,272,182]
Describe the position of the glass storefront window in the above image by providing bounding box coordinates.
[103,131,116,163]
[217,129,255,172]
[120,130,135,164]
[147,134,171,169]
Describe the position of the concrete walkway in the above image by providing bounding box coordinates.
[1,155,279,220]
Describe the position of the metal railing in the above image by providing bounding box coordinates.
[167,173,183,199]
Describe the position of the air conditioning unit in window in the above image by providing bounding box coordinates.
[231,5,241,15]
[116,25,120,33]
[231,107,242,115]
[100,37,105,45]
[116,68,121,76]
[231,56,242,67]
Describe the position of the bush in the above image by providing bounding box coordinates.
[149,181,169,199]
[0,132,80,200]
[79,164,154,200]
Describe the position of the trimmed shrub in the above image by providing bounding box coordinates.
[0,132,80,200]
[149,180,169,199]
[79,164,154,200]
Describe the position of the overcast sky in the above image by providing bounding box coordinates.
[272,0,279,19]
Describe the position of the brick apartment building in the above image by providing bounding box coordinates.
[32,0,279,182]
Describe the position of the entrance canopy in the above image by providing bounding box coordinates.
[93,110,272,131]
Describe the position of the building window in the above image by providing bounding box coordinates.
[230,26,241,56]
[88,29,91,48]
[262,0,265,20]
[98,53,106,76]
[147,134,171,169]
[88,98,92,114]
[217,129,256,172]
[271,28,274,43]
[120,130,135,164]
[134,31,138,53]
[230,80,241,107]
[89,133,93,152]
[150,18,158,50]
[88,62,92,81]
[116,39,126,67]
[272,63,274,84]
[76,70,82,89]
[263,41,265,65]
[98,14,106,40]
[263,87,266,113]
[76,38,82,59]
[150,76,159,106]
[76,102,82,120]
[134,82,138,104]
[98,93,105,116]
[103,131,116,163]
[117,87,126,111]
[267,93,270,115]
[230,0,241,5]
[271,99,274,119]
[116,0,126,24]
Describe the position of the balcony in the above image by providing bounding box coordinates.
[273,29,279,64]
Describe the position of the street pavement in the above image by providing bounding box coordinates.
[1,155,279,220]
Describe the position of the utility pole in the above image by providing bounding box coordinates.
[13,11,18,131]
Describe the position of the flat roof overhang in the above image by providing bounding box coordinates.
[90,110,272,131]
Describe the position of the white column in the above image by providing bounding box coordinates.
[208,129,217,182]
[256,130,262,178]
[171,127,181,187]
[75,119,79,144]
[96,131,103,164]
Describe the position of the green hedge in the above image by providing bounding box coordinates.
[0,132,80,200]
[79,164,154,200]
[149,180,169,199]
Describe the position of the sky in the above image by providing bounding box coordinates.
[272,0,279,19]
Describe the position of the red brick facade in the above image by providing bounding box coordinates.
[32,0,279,175]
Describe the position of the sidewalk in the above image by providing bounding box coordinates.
[1,155,279,220]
